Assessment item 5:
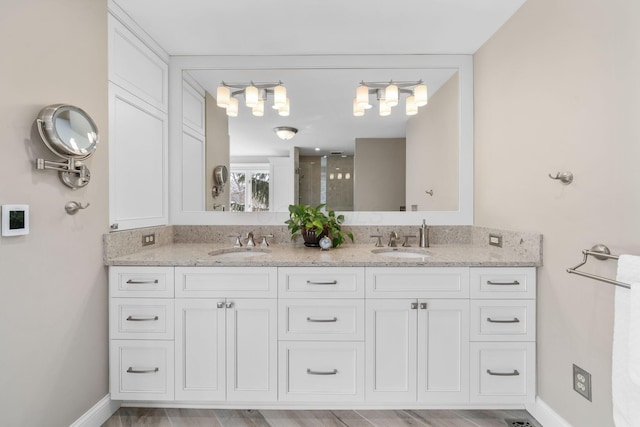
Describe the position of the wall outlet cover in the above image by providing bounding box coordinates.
[573,364,592,401]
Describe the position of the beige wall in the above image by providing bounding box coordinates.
[205,92,230,210]
[406,72,459,211]
[0,1,109,426]
[354,138,406,211]
[474,0,640,425]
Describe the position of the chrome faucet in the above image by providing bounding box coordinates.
[246,232,256,248]
[388,231,399,247]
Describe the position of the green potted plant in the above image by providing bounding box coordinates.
[285,204,354,248]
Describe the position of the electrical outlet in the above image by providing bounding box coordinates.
[142,233,156,247]
[573,364,592,401]
[489,233,502,247]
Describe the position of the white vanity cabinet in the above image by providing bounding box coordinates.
[469,267,537,404]
[174,267,278,402]
[108,263,537,407]
[365,267,470,404]
[109,266,175,401]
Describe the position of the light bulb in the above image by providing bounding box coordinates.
[385,84,399,107]
[353,98,365,117]
[356,84,371,109]
[274,85,287,109]
[379,100,391,116]
[405,95,418,116]
[414,84,428,107]
[226,97,238,117]
[252,98,264,116]
[245,85,259,108]
[278,97,290,116]
[216,86,230,108]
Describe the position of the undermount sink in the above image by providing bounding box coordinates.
[208,248,270,258]
[371,248,431,259]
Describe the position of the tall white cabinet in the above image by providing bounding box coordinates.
[108,8,169,230]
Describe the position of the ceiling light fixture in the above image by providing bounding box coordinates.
[216,81,291,117]
[353,80,428,117]
[273,126,298,141]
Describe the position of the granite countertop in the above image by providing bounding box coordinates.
[105,242,541,267]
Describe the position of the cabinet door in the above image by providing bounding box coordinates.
[109,83,167,230]
[226,299,278,401]
[175,299,225,401]
[366,299,417,402]
[417,299,469,403]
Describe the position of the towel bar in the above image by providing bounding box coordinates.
[566,244,631,289]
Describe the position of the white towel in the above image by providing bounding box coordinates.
[612,255,640,427]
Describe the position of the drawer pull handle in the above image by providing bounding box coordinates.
[306,317,338,323]
[306,280,338,285]
[126,279,159,284]
[486,369,520,376]
[127,367,159,374]
[486,280,520,286]
[307,368,338,375]
[126,315,159,321]
[486,317,520,323]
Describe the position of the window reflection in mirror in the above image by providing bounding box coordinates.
[229,164,270,212]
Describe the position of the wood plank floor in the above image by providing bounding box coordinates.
[102,408,542,427]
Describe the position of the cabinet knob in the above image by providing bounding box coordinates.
[420,303,427,310]
[226,302,234,309]
[411,302,418,310]
[217,302,225,309]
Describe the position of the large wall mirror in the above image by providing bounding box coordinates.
[169,55,473,226]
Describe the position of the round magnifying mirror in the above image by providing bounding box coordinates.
[214,165,228,186]
[37,104,99,160]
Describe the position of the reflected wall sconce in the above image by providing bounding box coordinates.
[216,81,290,117]
[273,126,298,141]
[353,80,428,117]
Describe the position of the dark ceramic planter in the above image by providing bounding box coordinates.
[300,228,327,247]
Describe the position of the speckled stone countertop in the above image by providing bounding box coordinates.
[105,242,541,267]
[104,225,542,267]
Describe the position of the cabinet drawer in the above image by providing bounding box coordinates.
[366,267,469,298]
[109,266,174,298]
[278,267,364,298]
[110,340,174,401]
[470,342,535,404]
[471,300,535,341]
[279,342,364,401]
[470,268,536,299]
[279,300,364,341]
[110,299,174,340]
[175,267,277,298]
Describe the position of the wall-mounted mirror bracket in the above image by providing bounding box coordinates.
[34,104,99,190]
[36,157,91,189]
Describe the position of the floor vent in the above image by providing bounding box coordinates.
[504,420,536,427]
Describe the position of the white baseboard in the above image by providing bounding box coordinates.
[526,397,573,427]
[70,395,120,427]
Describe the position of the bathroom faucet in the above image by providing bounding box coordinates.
[246,232,256,247]
[388,231,399,247]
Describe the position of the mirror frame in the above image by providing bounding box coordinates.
[169,55,473,226]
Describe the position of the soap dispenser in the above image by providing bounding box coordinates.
[419,219,429,248]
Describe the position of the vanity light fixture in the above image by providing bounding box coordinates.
[273,126,298,141]
[353,80,428,117]
[216,81,290,117]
